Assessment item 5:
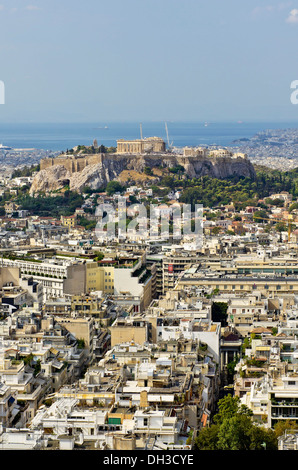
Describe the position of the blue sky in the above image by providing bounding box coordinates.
[0,0,298,122]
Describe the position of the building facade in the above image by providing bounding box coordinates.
[117,137,166,154]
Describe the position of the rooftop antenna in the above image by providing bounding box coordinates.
[140,123,143,140]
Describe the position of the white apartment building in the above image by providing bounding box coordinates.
[156,318,221,365]
[122,409,180,446]
[227,295,272,335]
[0,426,47,450]
[241,371,298,429]
[2,257,86,301]
[0,382,17,428]
[30,398,108,446]
[0,353,50,424]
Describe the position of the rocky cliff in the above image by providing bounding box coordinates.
[29,152,256,194]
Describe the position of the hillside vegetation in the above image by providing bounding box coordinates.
[2,163,298,218]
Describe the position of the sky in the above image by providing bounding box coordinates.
[1,0,298,123]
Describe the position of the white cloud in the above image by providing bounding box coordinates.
[252,2,293,16]
[252,5,274,15]
[286,8,298,22]
[0,4,41,13]
[277,1,293,10]
[25,5,41,10]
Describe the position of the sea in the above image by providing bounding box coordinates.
[0,121,298,152]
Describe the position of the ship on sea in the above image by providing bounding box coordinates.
[0,143,12,150]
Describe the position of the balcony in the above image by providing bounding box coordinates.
[16,383,42,401]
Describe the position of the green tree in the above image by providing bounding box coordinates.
[94,251,104,261]
[274,420,298,437]
[211,226,221,235]
[265,198,284,207]
[211,302,228,326]
[217,414,277,450]
[34,359,41,377]
[217,414,253,450]
[23,353,33,366]
[226,357,239,383]
[253,210,268,223]
[249,425,277,450]
[161,175,176,189]
[77,217,97,230]
[12,164,40,178]
[213,395,253,425]
[106,181,125,196]
[99,144,107,153]
[77,339,85,349]
[195,424,220,450]
[144,166,153,176]
[289,202,298,212]
[275,222,287,232]
[194,395,278,451]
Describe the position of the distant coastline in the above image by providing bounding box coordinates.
[0,121,298,152]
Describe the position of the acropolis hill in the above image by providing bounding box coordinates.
[30,138,256,194]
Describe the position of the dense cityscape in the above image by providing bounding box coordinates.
[2,0,298,459]
[230,128,298,171]
[0,136,297,453]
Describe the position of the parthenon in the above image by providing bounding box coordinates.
[116,137,166,154]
